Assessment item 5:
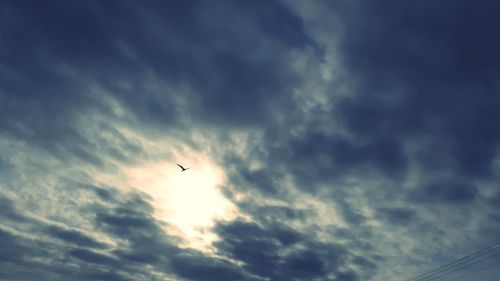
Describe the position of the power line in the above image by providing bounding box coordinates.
[420,251,500,281]
[443,256,500,281]
[406,243,500,281]
[406,244,499,281]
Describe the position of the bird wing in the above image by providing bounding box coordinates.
[177,163,185,169]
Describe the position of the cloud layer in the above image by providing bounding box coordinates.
[1,1,500,280]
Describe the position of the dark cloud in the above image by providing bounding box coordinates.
[46,225,108,249]
[68,248,118,267]
[282,132,408,195]
[1,0,309,140]
[335,271,359,281]
[0,226,79,281]
[214,219,370,281]
[0,228,30,265]
[488,193,500,209]
[248,204,308,223]
[112,249,159,265]
[78,271,132,281]
[169,253,245,281]
[331,0,500,179]
[335,198,367,225]
[2,0,500,281]
[283,250,325,278]
[409,181,478,203]
[239,168,283,196]
[376,207,416,226]
[0,196,28,222]
[215,221,283,278]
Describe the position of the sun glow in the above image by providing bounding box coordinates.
[124,154,237,251]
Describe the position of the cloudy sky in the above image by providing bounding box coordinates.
[2,1,500,281]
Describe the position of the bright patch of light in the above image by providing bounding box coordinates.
[124,154,237,251]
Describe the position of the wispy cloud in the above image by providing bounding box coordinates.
[1,1,500,280]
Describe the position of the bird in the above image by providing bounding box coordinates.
[177,163,190,172]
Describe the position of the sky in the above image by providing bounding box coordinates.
[1,1,500,281]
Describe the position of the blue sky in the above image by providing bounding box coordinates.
[1,1,500,280]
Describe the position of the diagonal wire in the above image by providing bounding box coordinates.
[419,251,500,281]
[443,256,500,281]
[406,243,500,281]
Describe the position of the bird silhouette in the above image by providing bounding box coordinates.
[177,163,190,172]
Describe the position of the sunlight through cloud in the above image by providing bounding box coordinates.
[124,153,237,252]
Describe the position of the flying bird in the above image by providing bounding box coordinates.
[177,163,190,172]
